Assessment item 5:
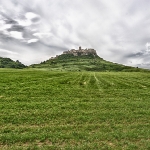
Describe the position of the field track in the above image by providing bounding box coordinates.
[0,69,150,149]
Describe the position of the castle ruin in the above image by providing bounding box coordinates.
[63,46,97,56]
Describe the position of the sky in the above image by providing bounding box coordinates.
[0,0,150,68]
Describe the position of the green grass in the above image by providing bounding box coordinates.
[1,69,150,149]
[31,54,149,72]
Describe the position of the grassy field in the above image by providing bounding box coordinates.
[0,69,150,149]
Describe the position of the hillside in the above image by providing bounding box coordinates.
[30,47,149,72]
[0,57,26,69]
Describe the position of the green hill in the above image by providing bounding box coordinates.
[0,57,26,69]
[30,50,148,72]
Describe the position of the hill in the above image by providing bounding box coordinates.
[0,57,26,69]
[30,47,149,72]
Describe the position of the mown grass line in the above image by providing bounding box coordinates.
[0,69,150,149]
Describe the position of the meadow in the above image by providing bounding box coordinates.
[0,69,150,149]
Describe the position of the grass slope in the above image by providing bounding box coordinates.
[0,69,150,149]
[30,54,148,72]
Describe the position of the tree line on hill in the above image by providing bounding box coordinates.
[0,57,26,69]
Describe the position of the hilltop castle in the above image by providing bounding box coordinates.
[50,46,97,59]
[63,46,97,56]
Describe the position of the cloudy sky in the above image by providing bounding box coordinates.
[0,0,150,67]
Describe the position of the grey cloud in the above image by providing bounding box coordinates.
[31,17,40,23]
[126,52,144,58]
[5,19,18,24]
[0,0,150,67]
[22,29,35,39]
[7,25,24,32]
[0,13,17,23]
[0,32,13,42]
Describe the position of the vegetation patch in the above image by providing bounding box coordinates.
[0,57,26,69]
[31,54,150,72]
[0,69,150,149]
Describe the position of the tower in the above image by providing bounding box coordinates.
[79,46,81,50]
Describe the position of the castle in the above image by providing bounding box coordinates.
[63,46,97,56]
[50,46,97,59]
